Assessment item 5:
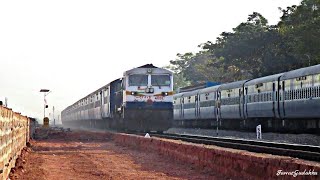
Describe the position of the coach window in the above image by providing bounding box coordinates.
[292,90,294,100]
[129,74,148,86]
[286,90,289,100]
[265,93,268,101]
[288,90,291,100]
[284,91,287,100]
[291,89,296,100]
[305,88,308,98]
[293,89,296,100]
[151,75,171,86]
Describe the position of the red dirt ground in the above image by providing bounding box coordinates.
[10,130,225,180]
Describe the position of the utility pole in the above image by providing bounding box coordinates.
[40,89,51,118]
[53,106,55,126]
[4,97,8,107]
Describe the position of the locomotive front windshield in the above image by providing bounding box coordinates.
[151,75,171,86]
[129,74,148,86]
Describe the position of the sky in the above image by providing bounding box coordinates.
[0,0,302,122]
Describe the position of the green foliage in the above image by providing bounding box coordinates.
[168,0,320,89]
[279,0,320,66]
[163,65,191,92]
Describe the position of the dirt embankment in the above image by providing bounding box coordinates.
[10,130,224,180]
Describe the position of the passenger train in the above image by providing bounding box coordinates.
[62,64,174,132]
[174,64,320,133]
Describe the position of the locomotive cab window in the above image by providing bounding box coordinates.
[128,74,148,86]
[151,75,171,86]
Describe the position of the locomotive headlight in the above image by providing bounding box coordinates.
[162,92,168,96]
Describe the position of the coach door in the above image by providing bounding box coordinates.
[272,82,277,119]
[180,97,184,119]
[216,91,221,120]
[244,87,248,118]
[100,91,104,118]
[239,87,244,119]
[278,80,285,119]
[195,94,200,119]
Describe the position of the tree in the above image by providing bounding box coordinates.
[279,0,320,66]
[168,1,320,88]
[169,52,208,84]
[163,65,191,91]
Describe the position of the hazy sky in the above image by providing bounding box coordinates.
[0,0,301,121]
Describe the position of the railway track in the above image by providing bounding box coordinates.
[141,133,320,162]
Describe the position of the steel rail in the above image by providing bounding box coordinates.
[143,133,320,162]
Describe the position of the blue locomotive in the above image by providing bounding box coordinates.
[62,64,174,132]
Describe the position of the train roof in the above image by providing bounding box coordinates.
[245,73,283,86]
[138,64,157,68]
[181,90,199,97]
[173,89,199,97]
[178,81,220,93]
[84,78,121,99]
[174,84,221,97]
[124,64,172,75]
[198,84,221,93]
[219,80,248,90]
[63,78,123,112]
[173,92,184,98]
[280,64,320,80]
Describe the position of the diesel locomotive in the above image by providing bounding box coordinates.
[62,64,174,132]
